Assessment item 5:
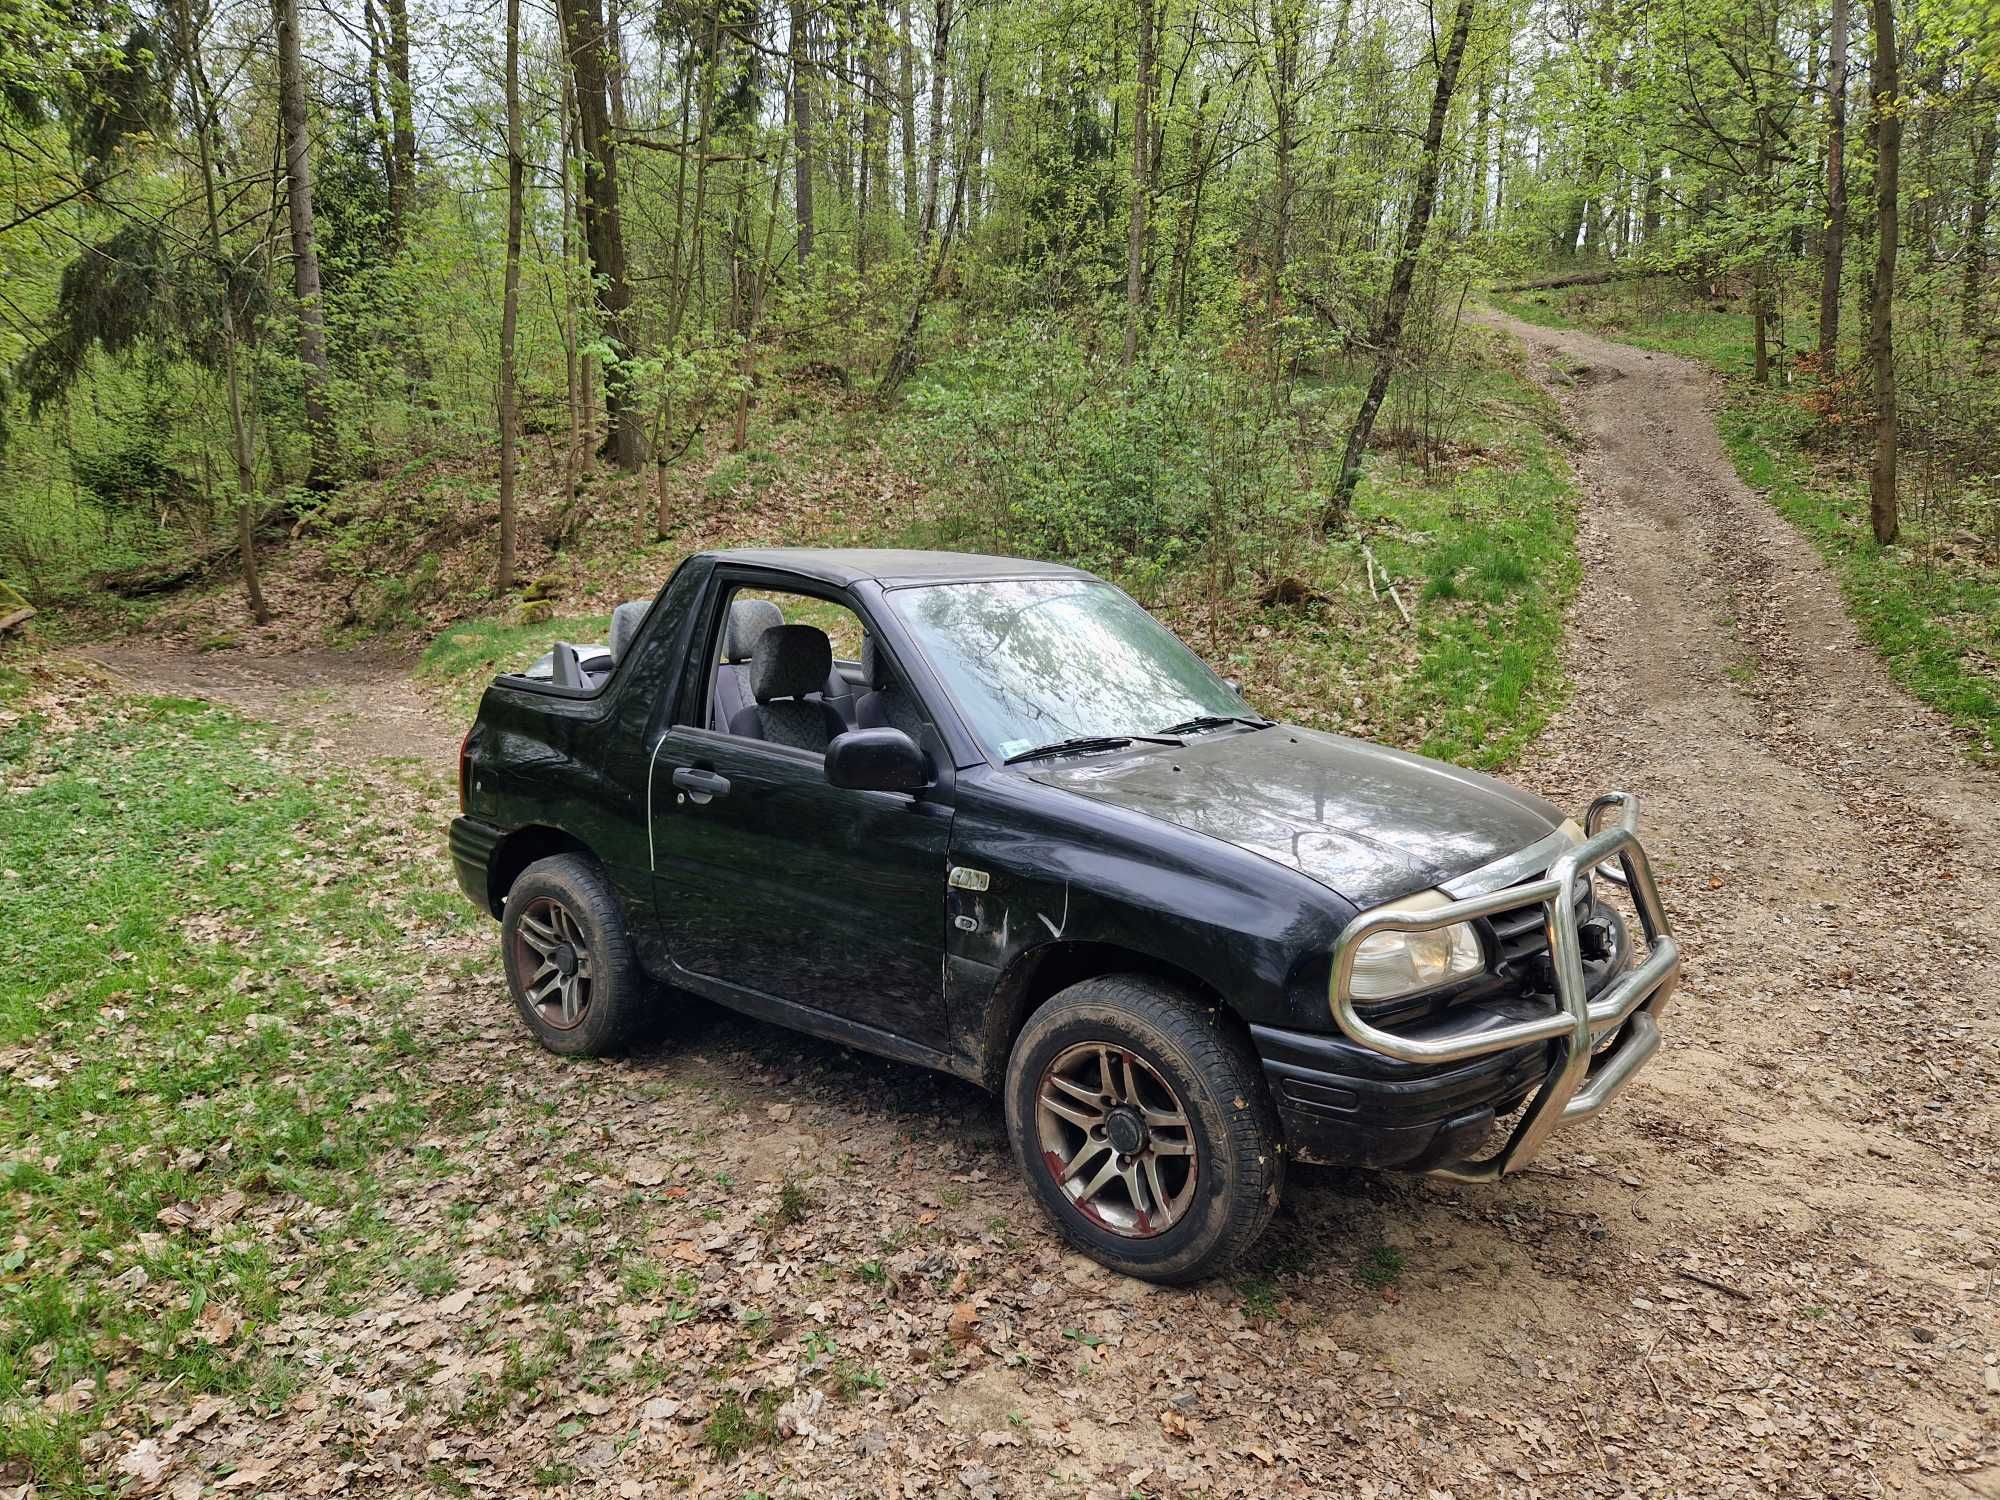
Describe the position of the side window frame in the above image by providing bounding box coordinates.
[678,572,869,743]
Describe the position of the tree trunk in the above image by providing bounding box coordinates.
[177,0,269,624]
[497,0,524,593]
[1327,0,1476,525]
[1965,92,1994,341]
[899,0,918,236]
[791,3,815,278]
[1817,0,1849,364]
[560,0,644,468]
[1269,0,1301,313]
[384,0,415,248]
[271,0,333,488]
[1471,69,1490,234]
[1753,257,1771,383]
[1121,0,1153,367]
[605,0,628,135]
[1866,0,1900,545]
[880,61,986,400]
[920,0,951,247]
[859,0,889,278]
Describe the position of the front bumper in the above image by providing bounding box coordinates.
[1284,791,1679,1180]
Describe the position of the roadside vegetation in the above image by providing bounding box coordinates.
[1498,280,1999,761]
[5,0,1994,764]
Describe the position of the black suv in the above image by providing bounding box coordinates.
[449,549,1680,1281]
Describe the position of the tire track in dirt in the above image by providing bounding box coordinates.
[81,642,462,770]
[1484,310,2000,1492]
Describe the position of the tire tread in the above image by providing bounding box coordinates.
[1005,974,1283,1282]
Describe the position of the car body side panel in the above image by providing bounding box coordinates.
[465,558,706,975]
[939,769,1355,1072]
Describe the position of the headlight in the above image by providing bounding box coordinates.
[1348,890,1484,1001]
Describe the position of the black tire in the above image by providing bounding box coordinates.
[499,854,651,1056]
[1003,975,1284,1283]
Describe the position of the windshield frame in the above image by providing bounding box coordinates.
[881,576,1251,769]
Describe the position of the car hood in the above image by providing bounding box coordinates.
[1025,725,1563,907]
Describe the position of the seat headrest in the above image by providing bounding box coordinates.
[608,599,650,661]
[724,598,784,662]
[752,625,833,703]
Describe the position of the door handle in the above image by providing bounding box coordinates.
[672,766,731,801]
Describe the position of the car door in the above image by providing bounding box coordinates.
[647,589,954,1049]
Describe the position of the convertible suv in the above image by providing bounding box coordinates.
[449,549,1679,1281]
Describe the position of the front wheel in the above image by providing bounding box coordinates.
[500,854,650,1056]
[1003,975,1283,1283]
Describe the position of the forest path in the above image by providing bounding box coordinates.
[67,327,2000,1494]
[82,641,461,770]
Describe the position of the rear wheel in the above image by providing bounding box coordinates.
[1003,975,1283,1283]
[500,854,650,1055]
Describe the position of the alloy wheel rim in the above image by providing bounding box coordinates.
[513,897,593,1031]
[1035,1041,1198,1238]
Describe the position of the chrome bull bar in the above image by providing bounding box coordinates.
[1329,791,1680,1183]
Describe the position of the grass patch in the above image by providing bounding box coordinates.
[1175,374,1579,772]
[416,612,612,719]
[1491,286,1759,374]
[702,1388,782,1460]
[1719,401,1999,760]
[1355,1245,1407,1290]
[0,678,472,1486]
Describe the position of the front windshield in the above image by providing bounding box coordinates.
[886,579,1250,760]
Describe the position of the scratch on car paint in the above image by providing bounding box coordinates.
[1038,884,1070,940]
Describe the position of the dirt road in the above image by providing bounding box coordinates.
[82,319,2000,1497]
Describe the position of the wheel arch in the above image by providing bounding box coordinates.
[486,824,596,915]
[972,939,1244,1091]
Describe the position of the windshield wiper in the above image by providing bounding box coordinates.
[1154,714,1274,736]
[1004,734,1184,765]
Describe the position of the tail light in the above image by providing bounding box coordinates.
[458,726,475,813]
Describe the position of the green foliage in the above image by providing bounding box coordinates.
[907,318,1310,579]
[17,223,232,417]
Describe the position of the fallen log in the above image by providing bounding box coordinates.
[1488,268,1668,293]
[92,536,241,597]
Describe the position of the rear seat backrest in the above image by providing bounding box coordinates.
[608,599,651,661]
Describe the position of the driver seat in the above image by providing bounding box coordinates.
[728,626,846,751]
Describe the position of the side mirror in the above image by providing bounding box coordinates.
[825,727,928,793]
